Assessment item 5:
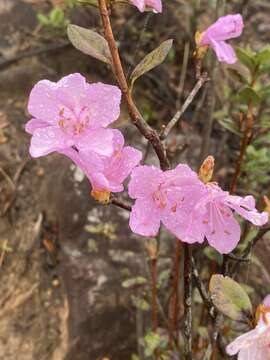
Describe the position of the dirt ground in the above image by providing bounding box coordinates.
[1,1,270,360]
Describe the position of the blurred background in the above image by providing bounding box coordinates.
[0,0,270,359]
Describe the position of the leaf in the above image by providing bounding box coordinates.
[122,276,147,288]
[67,24,112,64]
[131,295,150,311]
[203,247,223,266]
[50,7,65,25]
[37,13,49,26]
[209,274,253,322]
[238,87,261,105]
[235,47,255,72]
[130,39,173,88]
[255,47,270,66]
[218,118,242,137]
[144,332,161,357]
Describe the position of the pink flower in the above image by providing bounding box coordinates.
[128,164,205,237]
[62,130,142,193]
[131,0,162,13]
[226,295,270,359]
[25,73,121,158]
[167,183,268,254]
[199,14,244,64]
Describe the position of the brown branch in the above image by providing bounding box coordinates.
[183,244,193,360]
[160,73,209,140]
[98,0,170,170]
[230,103,254,194]
[110,196,131,211]
[169,240,182,344]
[150,257,158,332]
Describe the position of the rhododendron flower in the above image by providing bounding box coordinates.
[226,295,270,359]
[199,14,244,64]
[166,183,268,254]
[131,0,162,13]
[128,164,205,237]
[62,130,142,193]
[25,73,121,158]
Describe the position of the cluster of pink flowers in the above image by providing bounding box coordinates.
[26,73,142,195]
[25,74,268,255]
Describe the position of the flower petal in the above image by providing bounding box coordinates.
[206,204,241,254]
[227,195,269,226]
[56,73,88,109]
[129,198,161,237]
[25,118,49,135]
[84,82,121,128]
[29,126,74,158]
[238,345,270,360]
[76,128,114,157]
[28,80,60,124]
[131,0,145,12]
[146,0,162,13]
[128,165,163,199]
[209,39,237,64]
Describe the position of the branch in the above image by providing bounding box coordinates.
[183,244,193,360]
[97,0,170,170]
[160,73,209,139]
[110,196,131,211]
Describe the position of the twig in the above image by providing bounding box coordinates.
[150,257,158,332]
[0,41,71,70]
[110,196,131,212]
[230,103,254,194]
[98,0,170,170]
[191,256,215,319]
[0,240,8,268]
[183,244,193,360]
[160,73,209,140]
[176,42,190,109]
[169,240,182,344]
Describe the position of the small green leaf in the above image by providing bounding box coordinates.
[218,118,242,137]
[50,7,65,25]
[37,13,50,26]
[67,24,112,64]
[238,87,260,105]
[144,331,161,357]
[131,295,150,311]
[235,47,255,72]
[209,274,252,322]
[255,47,270,66]
[130,39,173,88]
[203,247,223,266]
[122,276,147,288]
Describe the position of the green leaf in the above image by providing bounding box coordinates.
[122,276,147,288]
[209,274,253,322]
[235,47,255,72]
[203,247,223,266]
[50,7,65,25]
[144,331,161,357]
[37,13,50,26]
[131,295,150,311]
[67,24,112,64]
[218,118,242,137]
[130,39,173,88]
[238,87,260,105]
[255,47,270,66]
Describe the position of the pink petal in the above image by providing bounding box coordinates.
[90,171,110,192]
[146,0,162,13]
[76,128,114,157]
[201,14,244,43]
[209,39,237,64]
[128,165,163,199]
[25,118,49,135]
[84,82,121,128]
[56,73,88,109]
[227,195,269,226]
[263,295,270,307]
[129,198,161,236]
[238,345,270,360]
[28,80,60,124]
[205,204,241,254]
[131,0,145,12]
[29,126,74,158]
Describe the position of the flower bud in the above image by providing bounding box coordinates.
[91,190,110,204]
[195,31,209,60]
[198,155,215,183]
[145,238,158,260]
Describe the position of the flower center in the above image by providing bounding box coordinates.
[153,187,167,209]
[58,106,90,136]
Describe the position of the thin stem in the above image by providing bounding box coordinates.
[98,0,170,170]
[150,258,158,332]
[169,240,182,344]
[160,73,209,139]
[110,196,132,211]
[183,244,193,360]
[230,103,254,193]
